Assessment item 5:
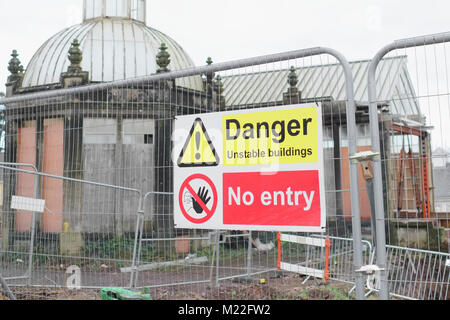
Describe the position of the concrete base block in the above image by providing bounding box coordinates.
[60,232,84,256]
[390,219,446,251]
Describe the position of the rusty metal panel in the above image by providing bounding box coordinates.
[15,123,36,232]
[41,119,64,233]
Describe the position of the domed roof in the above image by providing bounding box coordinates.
[22,1,203,90]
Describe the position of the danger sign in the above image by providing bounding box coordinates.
[173,103,326,233]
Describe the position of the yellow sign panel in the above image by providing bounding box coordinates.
[178,118,220,167]
[223,106,318,165]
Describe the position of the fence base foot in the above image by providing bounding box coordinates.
[231,276,266,285]
[273,270,286,279]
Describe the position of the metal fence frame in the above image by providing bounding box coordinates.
[0,163,144,289]
[367,31,450,300]
[0,29,448,299]
[0,46,368,299]
[0,163,38,286]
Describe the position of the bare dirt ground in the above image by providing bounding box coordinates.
[1,272,359,300]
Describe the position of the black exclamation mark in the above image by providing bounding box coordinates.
[195,131,201,160]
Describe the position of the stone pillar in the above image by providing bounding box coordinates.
[59,39,89,255]
[154,44,176,250]
[2,50,24,249]
[60,39,89,88]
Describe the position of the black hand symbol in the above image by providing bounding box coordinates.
[192,186,211,214]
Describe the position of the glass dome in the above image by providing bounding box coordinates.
[21,0,203,90]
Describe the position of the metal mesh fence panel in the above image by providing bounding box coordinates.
[0,165,141,290]
[386,245,449,300]
[0,48,372,300]
[368,33,450,300]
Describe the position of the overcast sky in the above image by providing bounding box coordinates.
[1,0,450,90]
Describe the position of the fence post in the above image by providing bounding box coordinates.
[367,31,450,300]
[0,273,16,300]
[129,195,145,288]
[319,48,366,300]
[246,231,253,277]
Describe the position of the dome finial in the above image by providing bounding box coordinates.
[61,39,89,87]
[288,66,298,88]
[205,56,215,80]
[156,43,171,73]
[6,49,24,90]
[283,66,301,104]
[68,39,83,72]
[8,50,24,75]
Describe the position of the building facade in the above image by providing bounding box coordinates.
[2,0,225,250]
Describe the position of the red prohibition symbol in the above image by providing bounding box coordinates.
[179,174,218,224]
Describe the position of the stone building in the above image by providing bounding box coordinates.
[2,0,225,250]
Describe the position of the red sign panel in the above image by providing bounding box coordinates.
[223,170,321,227]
